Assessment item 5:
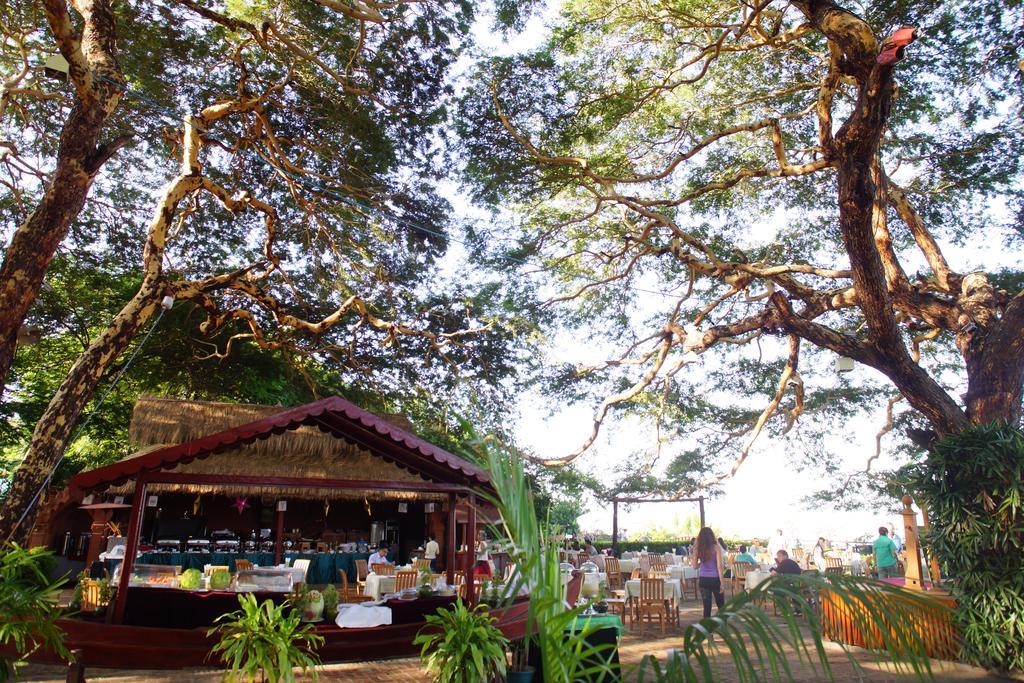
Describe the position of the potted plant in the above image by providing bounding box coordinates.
[321,584,339,622]
[417,567,433,598]
[208,593,323,682]
[508,639,535,683]
[291,583,324,622]
[414,599,507,682]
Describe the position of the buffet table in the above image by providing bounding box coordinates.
[127,552,369,584]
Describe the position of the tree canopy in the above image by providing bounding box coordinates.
[457,0,1024,501]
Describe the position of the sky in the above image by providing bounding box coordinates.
[454,3,1024,547]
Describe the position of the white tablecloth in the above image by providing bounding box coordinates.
[618,559,638,575]
[745,570,771,591]
[364,573,395,600]
[668,565,698,581]
[335,603,391,628]
[625,578,682,601]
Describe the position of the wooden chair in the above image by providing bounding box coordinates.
[355,559,369,590]
[204,565,230,576]
[338,570,374,602]
[394,570,418,593]
[316,542,328,553]
[630,568,645,580]
[234,559,254,572]
[292,558,311,583]
[650,557,667,573]
[371,563,396,576]
[412,558,429,571]
[605,557,623,590]
[79,579,108,613]
[453,571,466,598]
[731,561,755,595]
[681,572,698,601]
[605,597,627,623]
[825,557,844,574]
[637,578,669,635]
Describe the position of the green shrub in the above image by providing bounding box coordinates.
[910,422,1024,673]
[0,543,71,681]
[414,599,507,683]
[208,593,323,682]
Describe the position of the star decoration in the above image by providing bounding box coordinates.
[233,496,251,514]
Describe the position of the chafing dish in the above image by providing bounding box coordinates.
[185,538,211,553]
[155,539,182,553]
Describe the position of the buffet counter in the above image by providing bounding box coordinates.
[108,551,369,584]
[123,586,289,629]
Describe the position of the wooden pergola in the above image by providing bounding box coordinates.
[609,495,705,553]
[69,396,495,623]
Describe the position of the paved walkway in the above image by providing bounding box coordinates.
[17,601,1008,682]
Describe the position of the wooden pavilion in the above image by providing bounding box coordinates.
[64,395,495,623]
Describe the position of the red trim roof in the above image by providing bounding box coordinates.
[70,396,491,492]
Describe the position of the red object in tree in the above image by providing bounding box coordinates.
[877,26,918,65]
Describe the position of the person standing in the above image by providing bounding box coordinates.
[873,526,900,579]
[475,529,494,577]
[888,523,904,552]
[691,527,725,619]
[812,537,828,570]
[767,529,788,558]
[424,534,440,572]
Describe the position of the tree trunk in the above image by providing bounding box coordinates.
[0,284,160,543]
[0,0,124,401]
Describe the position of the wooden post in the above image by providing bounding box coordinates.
[699,496,705,527]
[84,509,114,567]
[446,492,456,586]
[917,499,943,585]
[466,494,476,604]
[113,477,147,624]
[611,499,618,555]
[901,495,924,591]
[274,502,285,565]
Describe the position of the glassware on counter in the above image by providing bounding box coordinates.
[234,567,294,593]
[128,563,181,588]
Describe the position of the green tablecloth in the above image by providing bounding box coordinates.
[569,614,623,638]
[134,551,369,583]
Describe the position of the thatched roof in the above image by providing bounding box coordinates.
[78,395,487,501]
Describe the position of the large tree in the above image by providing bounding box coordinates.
[0,0,535,541]
[459,0,1023,497]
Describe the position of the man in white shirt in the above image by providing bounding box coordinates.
[367,545,392,571]
[888,523,904,552]
[767,529,789,558]
[424,535,440,572]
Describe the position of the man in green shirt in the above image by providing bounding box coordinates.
[873,526,900,578]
